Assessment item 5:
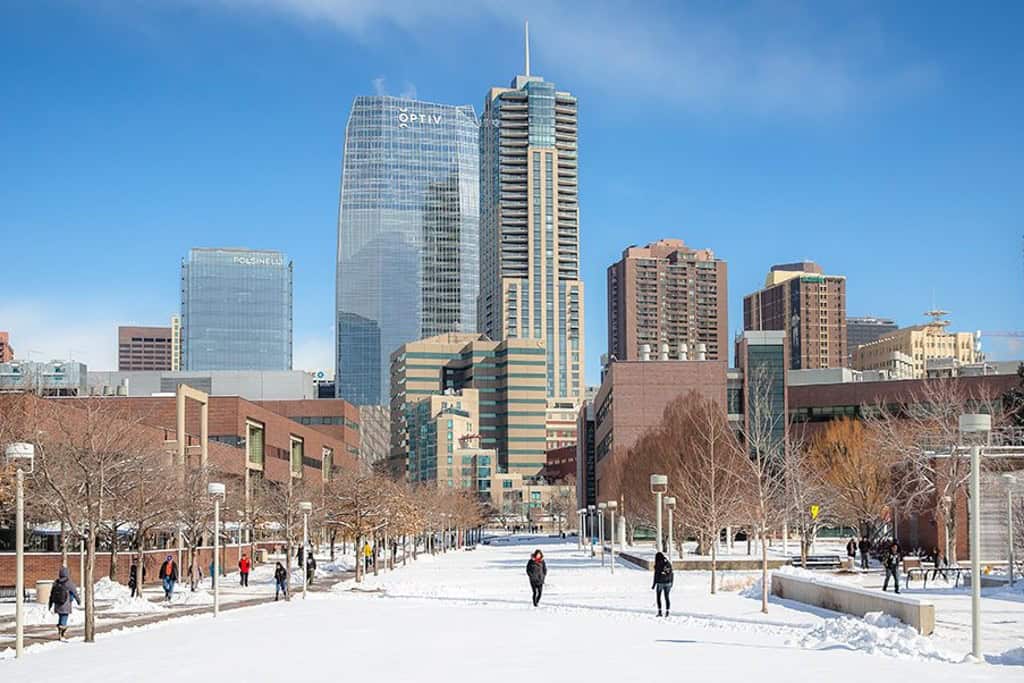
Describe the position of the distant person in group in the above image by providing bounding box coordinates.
[882,541,901,593]
[188,559,202,592]
[858,537,871,569]
[159,554,178,601]
[296,545,304,569]
[238,553,251,587]
[363,541,373,571]
[48,566,81,641]
[928,546,948,582]
[128,559,146,598]
[526,549,547,606]
[846,538,857,564]
[652,551,674,617]
[306,553,317,586]
[274,562,288,601]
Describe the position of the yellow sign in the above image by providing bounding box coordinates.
[810,505,820,520]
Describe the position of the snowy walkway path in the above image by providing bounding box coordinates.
[1,536,1021,681]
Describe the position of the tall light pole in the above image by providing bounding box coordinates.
[207,482,225,618]
[664,496,677,558]
[587,505,596,556]
[607,500,618,574]
[959,413,990,662]
[576,509,584,551]
[6,443,34,659]
[650,475,668,553]
[237,510,244,567]
[299,501,312,599]
[598,503,607,566]
[1003,474,1016,587]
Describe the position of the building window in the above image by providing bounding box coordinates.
[246,421,265,468]
[290,436,304,477]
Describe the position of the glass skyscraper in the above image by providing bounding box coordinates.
[336,95,479,406]
[181,247,293,371]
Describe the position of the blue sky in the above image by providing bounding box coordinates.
[2,1,1022,384]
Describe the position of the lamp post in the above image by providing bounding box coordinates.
[576,509,584,551]
[6,443,35,658]
[1003,474,1016,587]
[650,475,668,553]
[598,503,607,566]
[207,482,225,618]
[587,505,596,556]
[607,501,618,574]
[237,510,244,567]
[664,496,677,558]
[299,501,312,599]
[959,413,990,662]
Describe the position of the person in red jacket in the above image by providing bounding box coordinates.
[238,553,251,587]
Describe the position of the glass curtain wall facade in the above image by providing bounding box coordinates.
[336,96,479,406]
[181,248,293,371]
[478,72,583,402]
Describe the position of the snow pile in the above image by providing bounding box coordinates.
[739,576,764,599]
[105,596,163,614]
[20,602,84,626]
[794,611,958,662]
[719,574,758,593]
[168,590,214,607]
[775,565,857,584]
[93,577,131,601]
[989,646,1024,666]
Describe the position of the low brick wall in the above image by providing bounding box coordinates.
[770,571,935,635]
[0,542,283,589]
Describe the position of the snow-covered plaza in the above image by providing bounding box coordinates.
[1,535,1022,681]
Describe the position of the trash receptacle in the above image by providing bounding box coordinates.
[255,549,268,564]
[36,580,53,605]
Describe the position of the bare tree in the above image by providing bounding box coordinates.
[784,430,836,567]
[323,468,388,582]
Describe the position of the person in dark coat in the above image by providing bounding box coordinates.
[846,539,857,561]
[858,538,871,569]
[159,554,178,601]
[128,559,146,598]
[306,553,317,586]
[274,562,288,601]
[296,546,304,568]
[526,549,547,606]
[48,566,81,641]
[652,551,674,617]
[882,541,902,593]
[928,546,948,582]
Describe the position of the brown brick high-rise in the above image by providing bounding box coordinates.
[607,239,728,362]
[743,261,847,370]
[118,325,174,371]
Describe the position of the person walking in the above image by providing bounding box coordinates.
[928,546,948,582]
[882,541,902,593]
[858,537,871,570]
[128,559,146,599]
[159,554,178,601]
[48,567,81,641]
[188,558,203,592]
[238,553,251,587]
[306,553,317,586]
[363,541,373,571]
[652,551,674,617]
[296,545,304,570]
[274,562,288,601]
[526,549,547,606]
[846,538,857,566]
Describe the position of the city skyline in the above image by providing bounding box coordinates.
[3,3,1022,381]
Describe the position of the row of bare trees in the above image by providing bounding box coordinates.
[0,393,487,643]
[602,371,1017,614]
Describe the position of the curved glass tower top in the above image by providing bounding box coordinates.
[336,96,479,405]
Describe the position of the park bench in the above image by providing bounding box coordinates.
[904,565,966,589]
[789,555,842,570]
[0,586,30,601]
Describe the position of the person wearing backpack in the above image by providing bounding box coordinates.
[526,549,547,606]
[652,551,674,617]
[274,562,288,601]
[159,554,178,601]
[47,566,81,641]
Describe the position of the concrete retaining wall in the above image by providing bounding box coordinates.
[770,571,935,635]
[616,550,788,572]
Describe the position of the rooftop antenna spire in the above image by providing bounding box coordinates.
[524,20,530,76]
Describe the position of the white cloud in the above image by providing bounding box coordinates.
[193,0,936,116]
[293,332,333,373]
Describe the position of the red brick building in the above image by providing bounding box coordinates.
[0,331,13,362]
[542,445,576,484]
[117,325,174,371]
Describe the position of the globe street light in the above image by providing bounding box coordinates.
[207,482,226,618]
[664,496,677,558]
[607,501,618,574]
[959,413,990,661]
[298,501,313,599]
[650,475,668,553]
[598,503,607,566]
[6,442,35,658]
[1003,474,1016,587]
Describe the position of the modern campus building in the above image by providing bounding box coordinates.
[743,261,846,370]
[545,398,579,450]
[852,314,978,379]
[607,239,728,362]
[0,331,13,362]
[356,405,391,466]
[390,333,547,478]
[478,39,584,402]
[404,388,493,496]
[575,400,596,510]
[117,325,174,371]
[180,248,293,371]
[88,369,317,401]
[335,95,480,406]
[734,330,789,453]
[846,315,898,360]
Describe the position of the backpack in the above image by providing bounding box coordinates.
[50,580,68,607]
[657,561,673,582]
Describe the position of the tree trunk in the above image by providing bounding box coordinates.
[285,538,292,600]
[710,536,718,594]
[85,527,97,642]
[60,522,69,570]
[108,526,118,580]
[354,534,362,583]
[760,521,769,614]
[329,528,337,562]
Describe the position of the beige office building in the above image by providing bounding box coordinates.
[390,333,547,477]
[545,398,579,450]
[853,318,977,379]
[478,38,584,403]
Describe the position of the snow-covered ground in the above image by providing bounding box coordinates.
[1,536,1021,681]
